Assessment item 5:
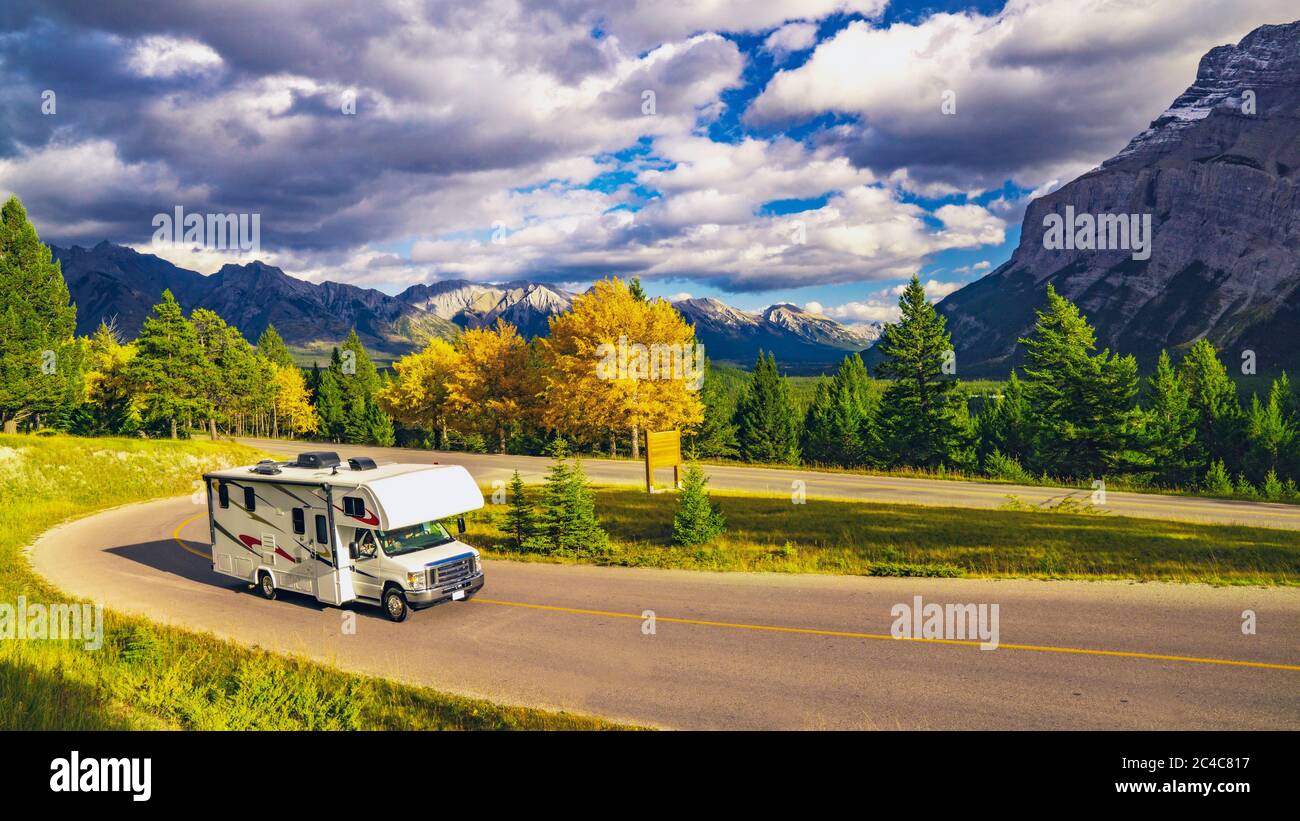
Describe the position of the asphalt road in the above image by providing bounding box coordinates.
[30,496,1300,730]
[240,439,1300,531]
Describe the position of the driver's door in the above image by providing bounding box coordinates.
[350,528,383,601]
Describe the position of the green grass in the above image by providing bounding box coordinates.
[469,485,1300,586]
[0,433,628,730]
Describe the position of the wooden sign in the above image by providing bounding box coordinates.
[645,429,682,493]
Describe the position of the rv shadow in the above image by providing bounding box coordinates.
[105,537,393,621]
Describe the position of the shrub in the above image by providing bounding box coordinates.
[672,464,726,546]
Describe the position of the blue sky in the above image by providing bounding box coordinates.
[1,0,1292,325]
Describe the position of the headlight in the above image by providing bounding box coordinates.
[407,571,426,591]
[473,555,482,573]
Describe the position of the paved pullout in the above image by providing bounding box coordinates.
[31,496,1300,730]
[239,439,1300,531]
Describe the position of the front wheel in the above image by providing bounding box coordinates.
[383,588,409,622]
[257,571,276,600]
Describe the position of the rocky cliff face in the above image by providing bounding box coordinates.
[938,21,1300,376]
[396,279,574,338]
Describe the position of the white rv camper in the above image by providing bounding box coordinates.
[203,451,485,622]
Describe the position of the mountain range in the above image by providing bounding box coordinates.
[935,20,1300,377]
[50,242,877,367]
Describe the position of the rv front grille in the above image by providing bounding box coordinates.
[428,555,476,589]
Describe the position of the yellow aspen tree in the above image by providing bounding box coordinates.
[446,320,539,453]
[542,278,703,457]
[271,362,319,435]
[376,336,461,445]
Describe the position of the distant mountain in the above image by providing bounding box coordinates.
[673,297,876,370]
[395,279,573,338]
[51,242,877,369]
[51,243,458,361]
[936,20,1300,377]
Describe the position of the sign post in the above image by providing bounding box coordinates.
[644,429,682,493]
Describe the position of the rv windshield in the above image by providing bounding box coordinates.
[378,521,455,557]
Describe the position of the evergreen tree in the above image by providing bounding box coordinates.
[0,195,79,433]
[975,371,1032,466]
[802,353,875,467]
[313,367,346,442]
[257,323,296,369]
[1178,339,1244,475]
[126,290,212,438]
[628,276,648,301]
[1018,285,1138,478]
[873,276,964,468]
[1142,350,1202,487]
[364,399,396,447]
[505,470,535,550]
[1203,458,1233,495]
[687,357,739,459]
[672,464,726,546]
[733,351,799,463]
[529,441,608,555]
[1245,384,1295,480]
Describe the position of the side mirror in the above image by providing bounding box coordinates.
[456,516,466,535]
[348,542,358,560]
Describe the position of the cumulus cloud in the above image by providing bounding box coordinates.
[819,278,966,324]
[763,22,819,62]
[748,0,1300,190]
[0,0,1284,299]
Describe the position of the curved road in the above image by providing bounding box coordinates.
[31,495,1300,729]
[241,439,1300,531]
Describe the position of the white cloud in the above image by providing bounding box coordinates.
[747,0,1300,189]
[763,22,819,62]
[820,278,966,323]
[126,35,223,78]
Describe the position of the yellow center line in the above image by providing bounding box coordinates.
[171,513,1297,673]
[470,597,1300,672]
[172,513,210,560]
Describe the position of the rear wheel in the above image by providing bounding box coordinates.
[383,588,409,622]
[257,571,276,600]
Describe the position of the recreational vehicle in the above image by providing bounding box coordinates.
[203,451,485,622]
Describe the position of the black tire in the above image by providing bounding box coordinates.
[258,571,277,600]
[383,587,409,622]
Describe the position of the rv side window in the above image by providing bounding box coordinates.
[343,497,364,517]
[315,514,329,545]
[218,482,229,509]
[292,508,305,535]
[244,486,256,511]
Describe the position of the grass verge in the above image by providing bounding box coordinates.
[0,433,626,730]
[470,485,1300,586]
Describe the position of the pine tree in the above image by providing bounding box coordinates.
[1017,285,1138,478]
[364,399,396,446]
[257,323,296,369]
[313,367,346,441]
[975,371,1032,467]
[1179,339,1244,475]
[505,470,535,550]
[529,441,608,555]
[0,195,79,433]
[672,464,726,546]
[628,276,648,301]
[126,290,212,438]
[802,353,875,467]
[733,351,799,463]
[687,356,738,459]
[1246,384,1294,480]
[873,276,964,468]
[1142,350,1202,487]
[1203,458,1233,495]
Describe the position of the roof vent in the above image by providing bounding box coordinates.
[251,460,282,475]
[348,456,378,471]
[295,451,341,470]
